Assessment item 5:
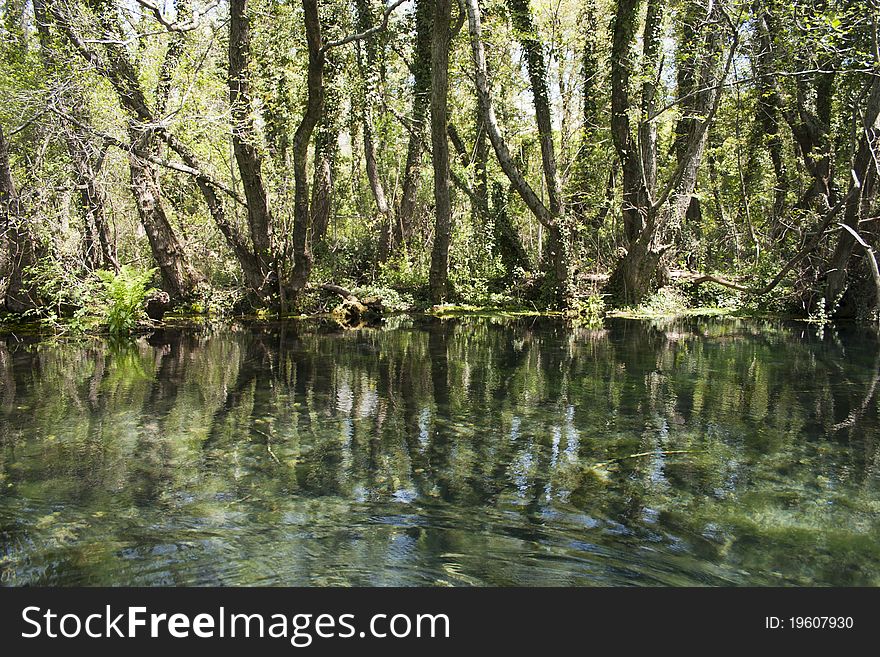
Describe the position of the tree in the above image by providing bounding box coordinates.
[747,0,789,239]
[465,0,569,305]
[823,69,880,314]
[429,0,453,303]
[507,0,565,281]
[604,0,736,305]
[0,123,38,312]
[354,0,394,261]
[49,0,204,300]
[395,0,434,253]
[569,0,613,228]
[34,0,117,272]
[229,0,279,297]
[2,0,879,321]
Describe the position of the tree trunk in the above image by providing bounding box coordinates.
[570,0,602,222]
[465,0,568,302]
[604,229,666,304]
[310,47,342,247]
[669,20,721,228]
[0,125,39,313]
[466,0,550,227]
[51,2,202,300]
[506,0,562,218]
[605,0,730,305]
[474,116,488,220]
[73,145,117,271]
[750,0,789,237]
[395,0,433,252]
[229,0,276,291]
[747,1,837,219]
[490,182,531,275]
[608,0,648,246]
[823,75,880,312]
[605,0,657,302]
[155,0,259,295]
[289,0,325,299]
[793,65,837,210]
[506,0,568,299]
[58,0,259,292]
[155,0,264,294]
[127,129,202,300]
[638,0,663,194]
[59,119,117,272]
[354,0,393,262]
[429,0,453,303]
[35,0,116,271]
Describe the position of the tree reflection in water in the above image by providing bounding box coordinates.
[0,316,878,586]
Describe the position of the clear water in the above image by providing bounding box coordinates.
[1,315,878,586]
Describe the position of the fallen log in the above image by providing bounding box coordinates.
[317,283,384,326]
[319,283,364,305]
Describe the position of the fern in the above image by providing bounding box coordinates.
[95,266,157,335]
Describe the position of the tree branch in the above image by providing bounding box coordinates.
[652,4,740,212]
[48,104,246,207]
[690,186,859,295]
[134,0,219,32]
[839,222,880,305]
[321,0,409,53]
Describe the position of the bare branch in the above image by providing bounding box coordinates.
[690,185,860,295]
[48,104,246,207]
[648,69,878,124]
[839,223,880,305]
[135,0,219,32]
[321,0,409,53]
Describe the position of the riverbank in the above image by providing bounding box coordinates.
[0,298,860,340]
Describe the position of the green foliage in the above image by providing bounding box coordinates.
[677,279,740,310]
[630,286,691,317]
[1,0,878,321]
[566,293,606,327]
[351,285,414,313]
[378,253,427,291]
[95,266,157,336]
[20,258,100,335]
[313,234,380,287]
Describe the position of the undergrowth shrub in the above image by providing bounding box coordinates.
[643,285,691,313]
[567,294,606,327]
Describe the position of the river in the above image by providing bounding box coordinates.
[1,315,878,585]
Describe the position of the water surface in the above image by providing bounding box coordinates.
[1,316,879,586]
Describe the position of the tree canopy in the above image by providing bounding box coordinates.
[1,0,878,321]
